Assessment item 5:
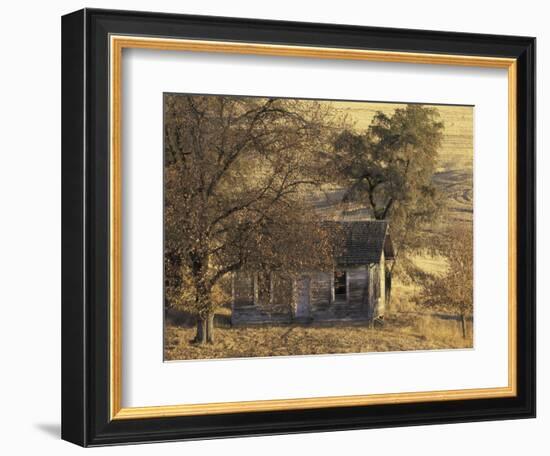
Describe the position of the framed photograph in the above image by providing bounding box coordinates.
[61,8,535,447]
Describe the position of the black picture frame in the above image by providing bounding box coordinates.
[62,8,536,447]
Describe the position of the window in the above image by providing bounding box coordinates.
[334,270,347,297]
[256,272,271,305]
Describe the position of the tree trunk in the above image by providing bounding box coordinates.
[191,263,213,344]
[460,314,467,339]
[194,317,207,344]
[206,312,215,344]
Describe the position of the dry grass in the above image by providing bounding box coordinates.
[164,309,472,361]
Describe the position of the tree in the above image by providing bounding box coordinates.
[164,94,341,344]
[328,104,445,310]
[416,227,473,338]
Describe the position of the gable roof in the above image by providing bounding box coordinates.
[324,221,392,266]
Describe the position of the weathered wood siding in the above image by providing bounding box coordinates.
[272,274,293,309]
[348,268,368,306]
[233,272,254,308]
[366,263,385,319]
[309,272,332,312]
[369,260,385,319]
[232,261,384,325]
[232,272,293,325]
[376,251,386,317]
[332,267,369,319]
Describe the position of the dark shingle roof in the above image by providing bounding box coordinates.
[324,221,391,266]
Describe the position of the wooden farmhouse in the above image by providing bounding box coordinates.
[231,220,394,325]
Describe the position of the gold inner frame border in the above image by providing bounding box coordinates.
[109,35,517,420]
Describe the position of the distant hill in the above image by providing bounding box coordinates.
[432,169,473,226]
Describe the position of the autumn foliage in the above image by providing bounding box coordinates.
[164,95,342,343]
